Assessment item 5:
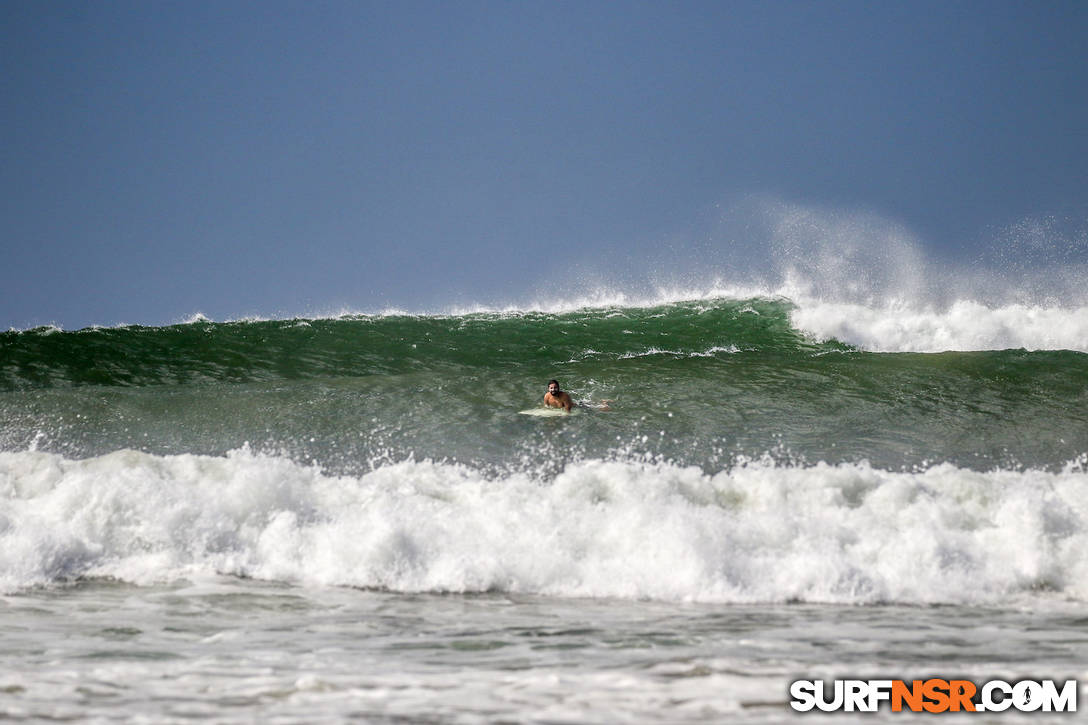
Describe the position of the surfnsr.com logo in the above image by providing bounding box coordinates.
[789,679,1078,713]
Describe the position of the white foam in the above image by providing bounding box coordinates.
[2,448,1087,604]
[790,299,1088,353]
[617,345,742,359]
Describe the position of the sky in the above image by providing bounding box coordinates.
[2,0,1087,329]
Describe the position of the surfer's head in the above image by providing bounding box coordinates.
[547,380,560,395]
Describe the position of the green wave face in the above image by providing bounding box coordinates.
[0,299,824,389]
[2,298,1086,472]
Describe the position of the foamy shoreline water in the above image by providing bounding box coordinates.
[3,580,1086,723]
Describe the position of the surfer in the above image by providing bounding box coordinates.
[544,380,574,412]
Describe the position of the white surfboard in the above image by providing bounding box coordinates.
[518,407,581,417]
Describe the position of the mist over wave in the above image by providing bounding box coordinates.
[761,200,1088,352]
[224,198,1088,353]
[414,196,1088,353]
[7,198,1086,353]
[3,447,1087,604]
[757,201,1088,351]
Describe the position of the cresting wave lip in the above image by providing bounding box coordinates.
[4,293,1088,395]
[7,288,1088,353]
[0,296,825,390]
[2,448,1087,604]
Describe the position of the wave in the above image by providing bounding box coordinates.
[6,292,1088,392]
[0,298,821,390]
[3,448,1087,604]
[790,298,1088,353]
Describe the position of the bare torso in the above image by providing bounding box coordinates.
[544,391,573,411]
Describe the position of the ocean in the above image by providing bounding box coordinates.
[2,292,1087,722]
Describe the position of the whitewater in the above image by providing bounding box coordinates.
[4,447,1088,605]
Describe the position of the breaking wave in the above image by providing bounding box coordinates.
[3,448,1087,604]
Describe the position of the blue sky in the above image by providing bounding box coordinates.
[3,0,1087,329]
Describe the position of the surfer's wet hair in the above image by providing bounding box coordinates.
[548,380,560,387]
